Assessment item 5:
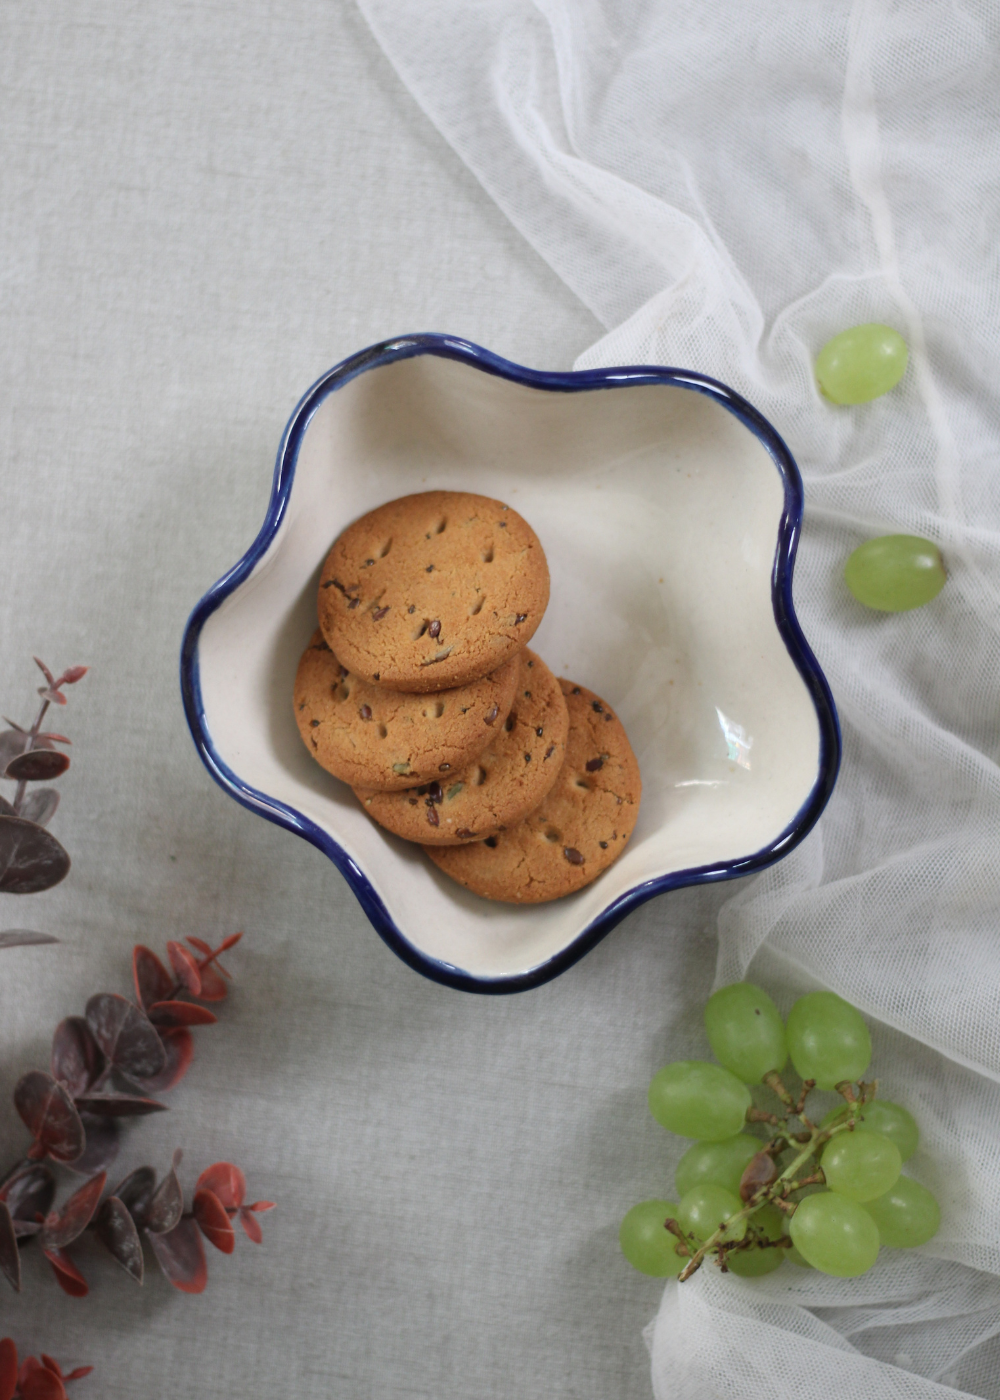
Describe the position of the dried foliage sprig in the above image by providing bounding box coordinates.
[0,1337,91,1400]
[0,932,274,1297]
[0,659,87,902]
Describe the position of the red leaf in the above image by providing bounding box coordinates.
[40,1356,62,1377]
[33,658,55,688]
[55,666,88,687]
[0,1339,16,1400]
[132,946,172,1012]
[184,936,212,956]
[135,1027,192,1093]
[41,1172,106,1250]
[248,1200,276,1212]
[167,942,201,996]
[147,1000,217,1028]
[110,1166,156,1229]
[20,1366,66,1399]
[0,1203,20,1292]
[51,1017,104,1096]
[95,1197,144,1283]
[35,733,70,746]
[195,1162,245,1210]
[145,1152,183,1235]
[217,932,243,953]
[36,689,67,708]
[239,1208,263,1244]
[13,1072,85,1163]
[193,1189,235,1254]
[192,963,228,1002]
[148,1217,207,1294]
[73,1092,166,1118]
[43,1248,88,1297]
[85,994,165,1080]
[64,1369,93,1382]
[4,751,69,782]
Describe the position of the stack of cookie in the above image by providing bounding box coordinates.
[294,491,640,904]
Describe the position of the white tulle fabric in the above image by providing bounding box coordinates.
[357,1,1000,1394]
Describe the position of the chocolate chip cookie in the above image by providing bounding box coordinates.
[354,651,568,843]
[423,679,641,901]
[294,631,519,790]
[317,490,549,693]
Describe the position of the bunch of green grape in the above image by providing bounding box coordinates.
[620,984,940,1281]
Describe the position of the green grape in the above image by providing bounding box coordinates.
[648,1061,752,1141]
[786,992,871,1090]
[820,1100,919,1162]
[677,1185,747,1244]
[822,1130,901,1202]
[785,1243,814,1268]
[815,323,908,404]
[844,535,946,612]
[863,1177,941,1248]
[789,1192,880,1276]
[619,1200,686,1277]
[675,1134,761,1199]
[704,982,787,1083]
[727,1203,785,1277]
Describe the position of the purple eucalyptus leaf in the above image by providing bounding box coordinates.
[0,817,70,894]
[67,1114,120,1175]
[0,1202,20,1291]
[135,1026,193,1093]
[95,1197,144,1284]
[148,1000,217,1028]
[40,1171,106,1250]
[0,730,28,773]
[12,1218,41,1238]
[19,788,59,827]
[4,750,69,782]
[0,1164,57,1222]
[0,929,59,949]
[51,1016,104,1095]
[132,945,173,1011]
[85,993,166,1080]
[0,795,14,816]
[147,1216,206,1294]
[13,1071,86,1163]
[73,1092,167,1118]
[145,1154,183,1235]
[112,1166,156,1229]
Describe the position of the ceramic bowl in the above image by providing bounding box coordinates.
[181,335,839,993]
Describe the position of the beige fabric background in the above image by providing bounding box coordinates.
[0,3,728,1395]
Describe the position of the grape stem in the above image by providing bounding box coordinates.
[675,1079,874,1281]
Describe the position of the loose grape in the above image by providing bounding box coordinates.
[815,323,908,404]
[704,982,787,1084]
[678,1185,747,1244]
[648,1061,752,1141]
[619,1200,686,1276]
[844,535,946,612]
[822,1131,901,1202]
[786,992,871,1090]
[675,1134,761,1199]
[863,1177,941,1248]
[820,1100,919,1162]
[789,1192,880,1276]
[727,1203,785,1277]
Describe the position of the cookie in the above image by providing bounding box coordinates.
[354,650,569,843]
[423,679,641,902]
[294,631,520,791]
[317,490,549,693]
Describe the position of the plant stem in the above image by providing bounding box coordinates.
[12,697,50,815]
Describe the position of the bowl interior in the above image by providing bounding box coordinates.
[194,350,823,983]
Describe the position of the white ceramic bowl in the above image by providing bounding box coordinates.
[181,336,839,992]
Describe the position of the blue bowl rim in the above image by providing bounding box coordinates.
[180,332,841,995]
